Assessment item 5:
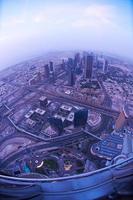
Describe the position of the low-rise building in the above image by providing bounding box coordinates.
[26,118,36,127]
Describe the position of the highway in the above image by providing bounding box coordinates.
[38,88,119,118]
[0,130,93,169]
[5,80,118,118]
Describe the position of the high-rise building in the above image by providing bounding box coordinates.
[75,63,82,75]
[115,105,129,131]
[84,54,93,79]
[74,109,88,127]
[44,64,50,78]
[48,61,55,83]
[74,53,80,67]
[82,51,87,65]
[49,71,55,83]
[49,61,54,71]
[61,59,65,70]
[104,60,108,73]
[39,96,48,107]
[67,58,73,68]
[68,67,75,86]
[97,57,105,72]
[48,117,63,133]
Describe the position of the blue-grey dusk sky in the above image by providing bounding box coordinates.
[0,0,133,69]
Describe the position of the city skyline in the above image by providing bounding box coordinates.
[0,50,133,199]
[0,0,133,70]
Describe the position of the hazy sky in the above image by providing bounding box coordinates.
[0,0,133,70]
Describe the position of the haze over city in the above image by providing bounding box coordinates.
[0,0,133,70]
[0,1,133,199]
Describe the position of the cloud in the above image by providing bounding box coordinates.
[72,4,118,29]
[84,4,114,18]
[0,35,9,42]
[33,13,48,23]
[1,3,119,34]
[0,1,132,69]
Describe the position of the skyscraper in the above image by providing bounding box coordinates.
[49,61,54,71]
[74,109,88,127]
[74,53,80,67]
[49,71,55,83]
[61,59,65,70]
[84,54,93,79]
[39,96,48,107]
[48,117,63,133]
[67,58,74,68]
[49,61,55,83]
[68,67,75,86]
[97,57,105,72]
[115,105,129,131]
[44,64,50,78]
[104,60,108,73]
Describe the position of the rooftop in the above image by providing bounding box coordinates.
[25,110,34,119]
[35,108,46,115]
[39,96,47,101]
[60,104,73,112]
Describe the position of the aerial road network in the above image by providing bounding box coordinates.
[0,0,133,199]
[0,51,133,200]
